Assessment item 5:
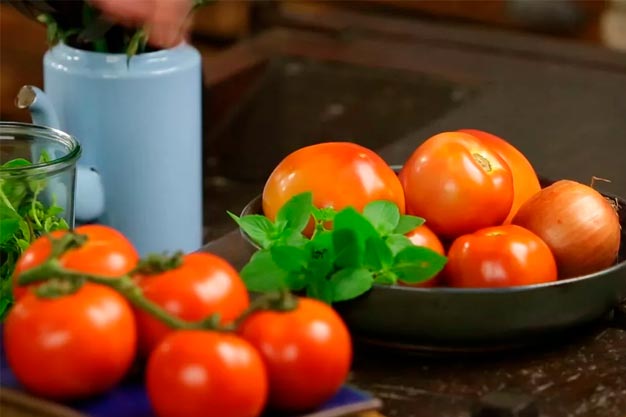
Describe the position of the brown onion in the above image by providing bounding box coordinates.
[512,179,621,279]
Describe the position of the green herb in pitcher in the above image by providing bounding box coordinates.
[0,152,69,319]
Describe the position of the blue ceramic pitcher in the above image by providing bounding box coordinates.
[17,42,203,256]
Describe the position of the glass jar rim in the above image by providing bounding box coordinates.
[0,122,82,178]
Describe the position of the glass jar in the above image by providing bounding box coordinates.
[0,122,81,313]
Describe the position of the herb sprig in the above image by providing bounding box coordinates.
[0,153,69,319]
[229,192,447,304]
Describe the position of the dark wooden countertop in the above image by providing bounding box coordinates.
[199,17,626,417]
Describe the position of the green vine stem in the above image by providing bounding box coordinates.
[16,232,299,332]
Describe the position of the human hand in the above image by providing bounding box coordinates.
[89,0,194,49]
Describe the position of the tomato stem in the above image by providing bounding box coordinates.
[130,251,185,275]
[16,231,301,334]
[19,259,206,330]
[229,288,299,330]
[472,153,492,172]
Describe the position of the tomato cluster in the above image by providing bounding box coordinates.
[261,129,621,288]
[4,225,353,417]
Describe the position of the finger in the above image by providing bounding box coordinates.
[88,0,157,23]
[146,0,193,48]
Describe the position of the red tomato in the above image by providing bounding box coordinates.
[134,252,250,356]
[445,224,558,288]
[262,142,405,232]
[459,129,541,224]
[3,283,137,400]
[13,224,139,300]
[399,131,514,240]
[401,224,446,288]
[238,297,352,413]
[146,331,268,417]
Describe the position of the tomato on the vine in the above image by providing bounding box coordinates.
[134,252,250,356]
[400,224,446,288]
[146,330,268,417]
[13,224,139,300]
[3,283,137,400]
[262,142,405,232]
[445,224,558,288]
[238,297,352,413]
[399,131,514,240]
[459,129,541,223]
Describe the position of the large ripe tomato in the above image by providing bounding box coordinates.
[238,297,352,413]
[445,224,557,288]
[398,131,514,240]
[3,283,137,400]
[13,224,139,300]
[134,252,250,356]
[146,330,268,417]
[400,224,446,288]
[262,142,405,228]
[459,129,541,223]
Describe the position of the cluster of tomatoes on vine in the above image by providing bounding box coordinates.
[4,224,353,417]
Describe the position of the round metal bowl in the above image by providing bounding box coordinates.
[238,179,626,353]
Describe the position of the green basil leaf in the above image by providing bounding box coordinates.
[311,206,337,223]
[270,245,308,272]
[306,276,334,304]
[330,267,374,302]
[0,274,14,321]
[46,205,64,217]
[0,203,19,220]
[385,234,414,257]
[285,272,308,292]
[306,231,334,279]
[281,229,309,248]
[240,250,288,292]
[363,200,400,235]
[18,219,30,242]
[3,181,27,207]
[228,212,275,249]
[1,158,31,169]
[276,192,313,234]
[364,235,393,270]
[0,219,20,245]
[390,246,447,284]
[16,239,30,251]
[374,270,398,285]
[334,206,379,244]
[332,228,362,268]
[394,215,425,235]
[43,217,54,233]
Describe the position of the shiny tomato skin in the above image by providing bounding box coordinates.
[146,331,268,417]
[134,252,250,356]
[3,283,137,400]
[262,142,405,226]
[13,224,139,300]
[401,225,446,288]
[399,131,514,240]
[459,129,541,224]
[238,297,352,413]
[446,224,558,288]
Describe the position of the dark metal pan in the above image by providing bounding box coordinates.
[205,178,626,353]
